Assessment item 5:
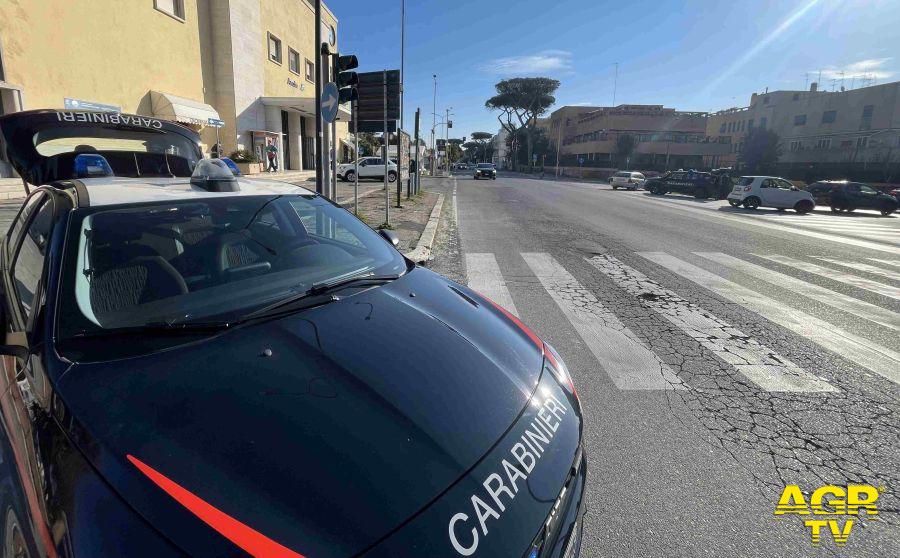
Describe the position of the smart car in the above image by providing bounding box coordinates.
[474,163,497,180]
[0,110,585,558]
[726,176,815,213]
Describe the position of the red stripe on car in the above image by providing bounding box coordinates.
[127,454,305,558]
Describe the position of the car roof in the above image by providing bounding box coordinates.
[75,176,314,207]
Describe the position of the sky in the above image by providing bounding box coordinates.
[327,0,899,143]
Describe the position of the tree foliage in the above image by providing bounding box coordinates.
[739,128,782,173]
[614,133,636,168]
[485,77,560,171]
[507,127,552,167]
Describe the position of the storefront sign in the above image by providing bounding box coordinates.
[64,98,120,113]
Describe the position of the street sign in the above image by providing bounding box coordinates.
[351,120,397,133]
[578,157,585,166]
[207,117,225,128]
[354,70,401,122]
[64,98,120,113]
[322,82,340,123]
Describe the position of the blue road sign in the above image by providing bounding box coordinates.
[578,157,585,166]
[207,117,225,128]
[322,82,339,123]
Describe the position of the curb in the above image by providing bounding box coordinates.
[404,192,444,263]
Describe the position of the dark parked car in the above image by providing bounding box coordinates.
[0,110,585,558]
[474,163,497,180]
[645,169,730,199]
[807,180,898,216]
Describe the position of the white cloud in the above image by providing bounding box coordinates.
[817,57,894,80]
[480,50,572,75]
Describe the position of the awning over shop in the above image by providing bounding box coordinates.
[150,91,220,127]
[260,97,351,121]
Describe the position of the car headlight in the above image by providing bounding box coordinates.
[543,342,577,398]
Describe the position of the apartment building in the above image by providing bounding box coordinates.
[546,104,728,170]
[0,0,348,177]
[707,81,900,179]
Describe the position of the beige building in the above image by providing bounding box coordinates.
[0,0,348,177]
[707,81,900,179]
[546,104,728,171]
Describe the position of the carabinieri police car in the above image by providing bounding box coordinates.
[0,110,585,558]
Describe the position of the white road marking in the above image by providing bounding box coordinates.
[811,257,900,282]
[521,252,684,390]
[636,197,899,253]
[587,255,835,392]
[868,258,900,269]
[638,252,900,386]
[696,252,900,332]
[755,254,900,299]
[465,253,519,317]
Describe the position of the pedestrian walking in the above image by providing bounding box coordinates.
[266,139,278,172]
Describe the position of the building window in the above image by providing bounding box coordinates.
[792,93,800,101]
[288,48,300,75]
[790,140,802,152]
[268,33,282,64]
[814,138,831,149]
[856,136,868,148]
[794,114,807,126]
[860,105,873,130]
[719,123,726,133]
[747,119,754,129]
[840,140,852,149]
[759,117,767,129]
[304,59,315,82]
[154,0,184,20]
[822,110,837,124]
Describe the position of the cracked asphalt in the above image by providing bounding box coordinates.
[426,173,899,557]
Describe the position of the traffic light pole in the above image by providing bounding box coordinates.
[412,108,420,197]
[314,0,323,194]
[382,70,390,227]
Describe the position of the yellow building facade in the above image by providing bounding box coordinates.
[0,0,349,176]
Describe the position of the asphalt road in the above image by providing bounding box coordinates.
[428,172,899,557]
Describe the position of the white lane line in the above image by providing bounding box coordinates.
[868,258,900,269]
[637,198,899,253]
[811,257,900,282]
[638,252,900,386]
[465,253,519,317]
[696,252,900,332]
[587,255,835,392]
[755,254,900,299]
[521,252,684,390]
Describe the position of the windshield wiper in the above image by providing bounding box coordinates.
[71,321,232,339]
[308,273,401,296]
[239,292,341,322]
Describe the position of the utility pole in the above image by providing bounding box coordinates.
[382,69,389,226]
[314,0,323,194]
[413,107,420,196]
[612,62,619,107]
[445,107,451,173]
[431,74,437,176]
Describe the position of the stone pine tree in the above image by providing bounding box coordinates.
[470,132,494,163]
[485,77,560,172]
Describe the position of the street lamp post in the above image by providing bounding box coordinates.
[431,74,437,176]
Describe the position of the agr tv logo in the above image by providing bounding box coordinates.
[774,484,881,547]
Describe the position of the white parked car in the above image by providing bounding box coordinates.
[338,157,398,182]
[610,171,645,190]
[727,176,815,214]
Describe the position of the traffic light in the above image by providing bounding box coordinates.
[335,54,359,103]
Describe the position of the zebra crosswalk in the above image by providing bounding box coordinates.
[465,250,900,393]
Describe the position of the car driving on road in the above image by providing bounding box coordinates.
[645,170,724,199]
[727,176,815,213]
[0,109,585,558]
[610,171,645,190]
[337,156,398,183]
[474,162,497,180]
[807,180,898,216]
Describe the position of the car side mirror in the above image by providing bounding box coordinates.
[379,228,400,247]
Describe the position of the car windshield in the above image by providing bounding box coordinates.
[477,164,494,169]
[56,194,407,336]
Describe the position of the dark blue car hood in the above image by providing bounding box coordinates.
[55,268,546,557]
